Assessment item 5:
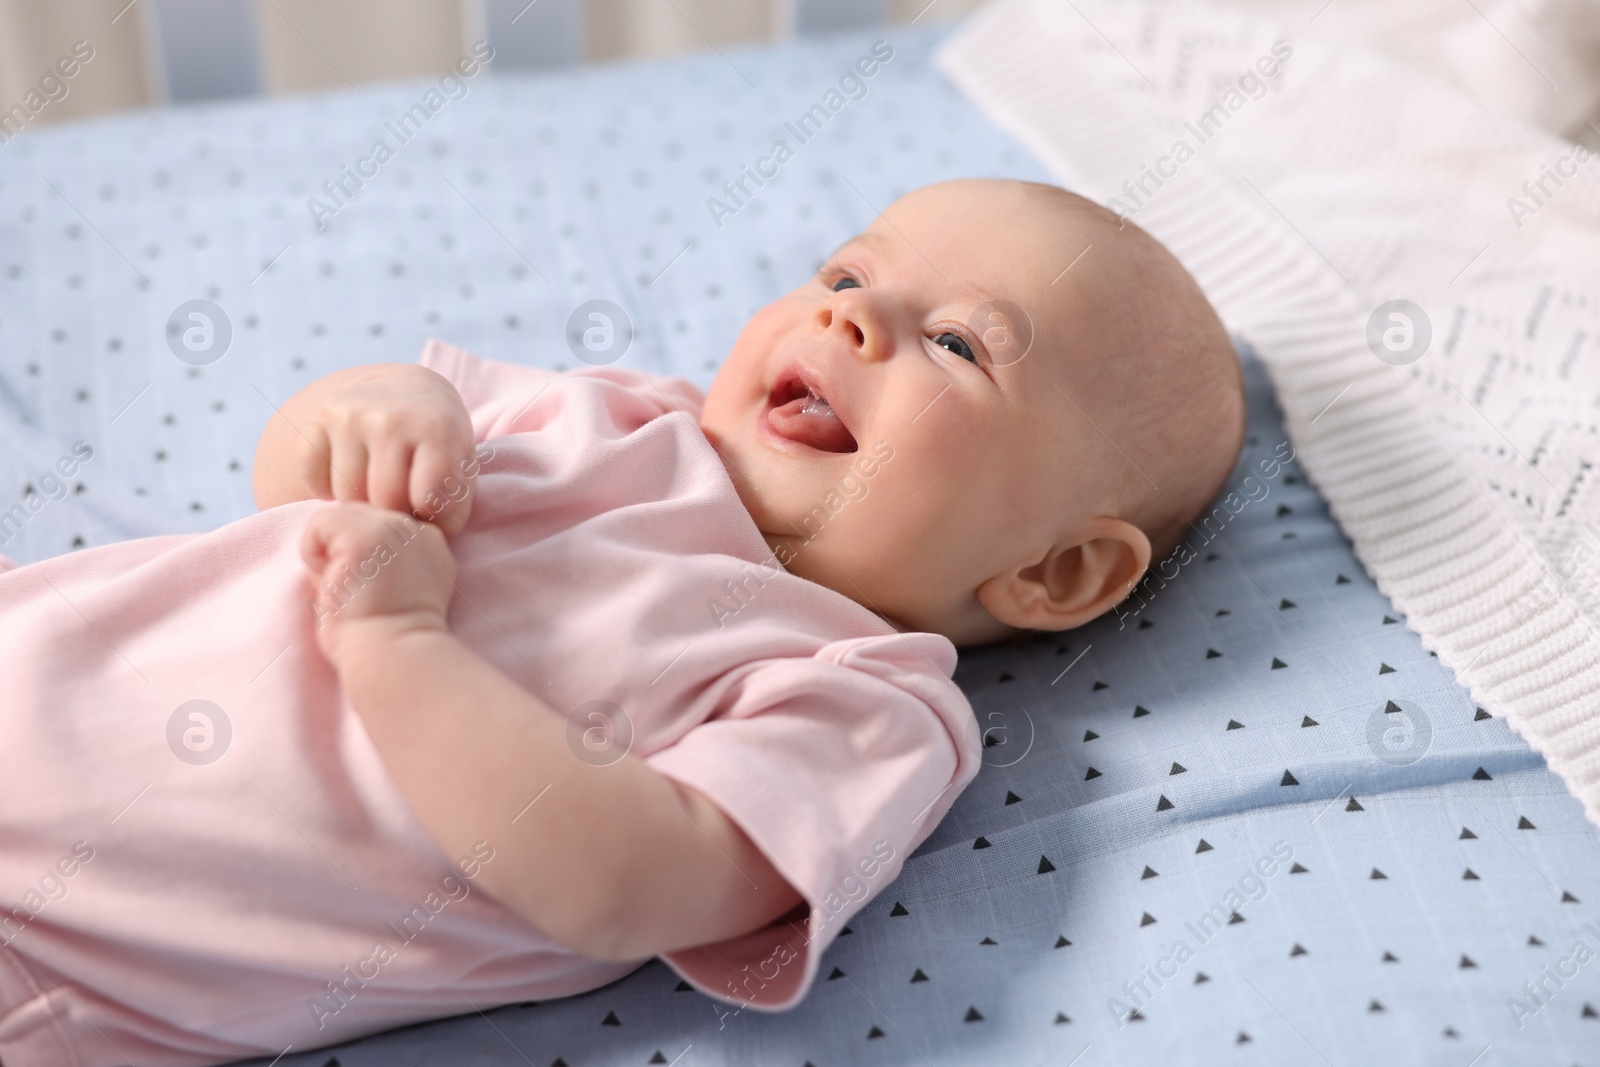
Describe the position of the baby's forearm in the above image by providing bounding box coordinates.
[327,615,801,961]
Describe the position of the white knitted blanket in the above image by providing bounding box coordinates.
[937,0,1600,821]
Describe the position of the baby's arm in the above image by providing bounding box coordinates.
[300,502,806,961]
[254,363,478,537]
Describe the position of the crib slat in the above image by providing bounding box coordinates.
[144,0,263,102]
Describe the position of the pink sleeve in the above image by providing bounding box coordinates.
[644,633,981,1012]
[416,338,707,441]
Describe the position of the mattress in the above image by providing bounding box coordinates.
[2,22,1597,1067]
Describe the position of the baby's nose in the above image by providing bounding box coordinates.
[816,298,888,361]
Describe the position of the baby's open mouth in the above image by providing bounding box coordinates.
[766,373,859,454]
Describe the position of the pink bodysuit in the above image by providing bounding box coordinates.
[0,340,981,1067]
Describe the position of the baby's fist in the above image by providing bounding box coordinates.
[301,502,457,660]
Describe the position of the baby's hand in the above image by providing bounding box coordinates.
[257,364,479,538]
[301,502,457,662]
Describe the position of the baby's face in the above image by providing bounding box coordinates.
[700,181,1140,644]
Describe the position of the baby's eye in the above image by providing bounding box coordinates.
[830,276,861,292]
[932,332,977,363]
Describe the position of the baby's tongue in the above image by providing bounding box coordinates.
[768,393,857,453]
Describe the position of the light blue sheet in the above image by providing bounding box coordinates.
[3,22,1598,1067]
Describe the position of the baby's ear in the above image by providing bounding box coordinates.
[976,518,1151,632]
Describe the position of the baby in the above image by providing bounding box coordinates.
[0,179,1241,1067]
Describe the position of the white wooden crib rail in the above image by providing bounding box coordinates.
[0,0,980,130]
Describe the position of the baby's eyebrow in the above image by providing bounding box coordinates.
[828,231,890,260]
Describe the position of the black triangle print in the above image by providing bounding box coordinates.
[1083,730,1099,741]
[1290,943,1307,957]
[1371,868,1387,879]
[1301,715,1319,727]
[828,967,845,980]
[1092,681,1108,691]
[1085,767,1102,780]
[1054,1012,1071,1024]
[1271,657,1288,669]
[1170,762,1187,775]
[1276,505,1291,517]
[840,925,852,935]
[1215,609,1230,617]
[1459,955,1477,969]
[1460,827,1476,839]
[867,1025,885,1039]
[602,1010,621,1026]
[1378,663,1396,674]
[1038,855,1057,874]
[1382,951,1398,962]
[1280,770,1299,786]
[1196,839,1213,853]
[964,1006,984,1023]
[553,1060,569,1067]
[1463,869,1480,880]
[1226,719,1244,730]
[1563,891,1580,903]
[1128,1009,1146,1021]
[984,733,1001,749]
[1583,1003,1598,1018]
[1382,615,1397,624]
[1141,865,1158,879]
[980,936,997,945]
[1056,645,1068,655]
[1474,707,1490,721]
[1290,862,1308,873]
[1336,574,1351,584]
[1206,648,1223,659]
[910,968,928,983]
[650,1056,668,1066]
[1472,767,1492,780]
[1518,816,1536,829]
[1004,790,1022,805]
[1194,971,1210,984]
[1369,1000,1385,1013]
[1227,911,1245,924]
[1529,935,1544,946]
[1346,797,1364,811]
[1236,1032,1251,1044]
[973,836,991,849]
[1280,599,1296,609]
[890,902,908,916]
[997,672,1013,683]
[1156,794,1174,811]
[1384,700,1402,713]
[1138,618,1154,629]
[1133,705,1150,718]
[675,980,693,991]
[1140,912,1157,927]
[1054,935,1071,948]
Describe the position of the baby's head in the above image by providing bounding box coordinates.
[700,178,1244,645]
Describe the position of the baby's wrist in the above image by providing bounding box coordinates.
[320,610,451,673]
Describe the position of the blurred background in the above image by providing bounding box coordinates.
[0,0,991,123]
